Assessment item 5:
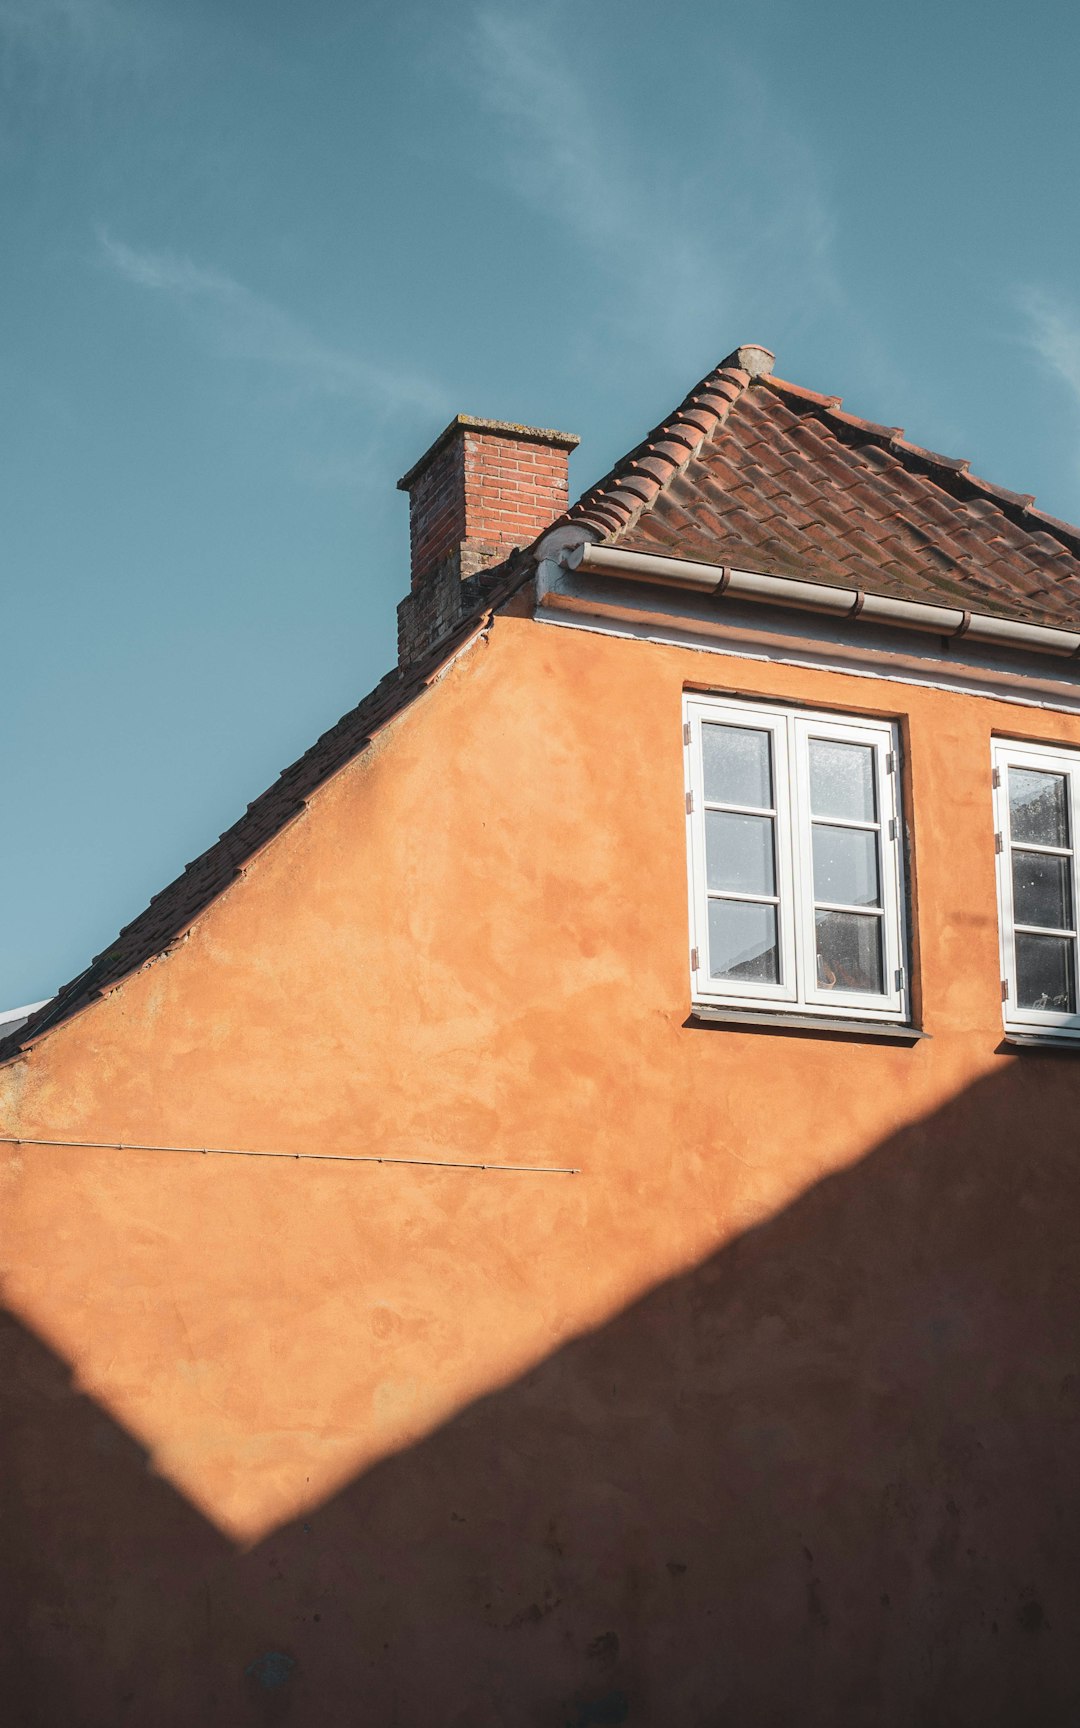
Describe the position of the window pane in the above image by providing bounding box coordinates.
[702,724,772,809]
[812,824,880,908]
[1015,932,1075,1012]
[808,738,876,822]
[815,911,884,995]
[708,900,779,983]
[706,811,776,895]
[1013,850,1073,931]
[1009,768,1069,847]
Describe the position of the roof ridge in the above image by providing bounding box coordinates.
[764,374,1080,561]
[563,347,771,542]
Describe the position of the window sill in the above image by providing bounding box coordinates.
[999,1032,1080,1053]
[687,1005,927,1044]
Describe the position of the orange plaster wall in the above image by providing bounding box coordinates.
[5,614,1080,1724]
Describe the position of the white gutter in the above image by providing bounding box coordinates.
[563,542,1080,660]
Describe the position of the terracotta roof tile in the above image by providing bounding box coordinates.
[560,350,1080,629]
[13,342,1080,1063]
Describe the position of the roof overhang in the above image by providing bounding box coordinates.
[533,536,1080,711]
[558,540,1080,659]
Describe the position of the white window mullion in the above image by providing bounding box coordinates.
[772,715,799,999]
[880,746,905,1007]
[788,715,815,1007]
[993,751,1018,1012]
[686,706,711,993]
[686,696,908,1022]
[793,716,905,1019]
[685,699,796,1006]
[994,739,1080,1038]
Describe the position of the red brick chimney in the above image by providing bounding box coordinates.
[396,415,578,665]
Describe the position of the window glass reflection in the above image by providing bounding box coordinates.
[814,911,883,994]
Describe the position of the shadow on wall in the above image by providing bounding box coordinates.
[6,1059,1080,1728]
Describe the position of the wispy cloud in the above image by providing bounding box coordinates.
[460,7,843,368]
[1020,287,1080,404]
[97,230,448,420]
[1,0,123,44]
[1017,288,1080,488]
[0,0,166,133]
[0,0,152,69]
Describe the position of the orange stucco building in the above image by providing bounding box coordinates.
[6,346,1080,1725]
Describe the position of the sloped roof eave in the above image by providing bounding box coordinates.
[0,559,533,1065]
[11,342,1080,1064]
[562,540,1080,659]
[540,350,1080,635]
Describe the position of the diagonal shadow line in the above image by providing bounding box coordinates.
[6,1058,1080,1727]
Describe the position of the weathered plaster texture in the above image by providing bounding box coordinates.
[4,617,1080,1725]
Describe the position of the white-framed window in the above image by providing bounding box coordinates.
[992,738,1080,1040]
[684,695,908,1022]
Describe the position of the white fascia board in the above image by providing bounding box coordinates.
[533,561,1080,717]
[563,541,1080,659]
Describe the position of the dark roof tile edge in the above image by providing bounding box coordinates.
[561,352,759,543]
[14,345,1080,1062]
[1,555,532,1065]
[765,375,1080,560]
[547,340,1080,570]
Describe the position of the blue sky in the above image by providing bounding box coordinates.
[5,0,1080,1008]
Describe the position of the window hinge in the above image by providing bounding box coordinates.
[888,816,898,842]
[885,751,896,774]
[895,967,905,991]
[685,790,694,814]
[995,831,1004,854]
[690,947,700,971]
[683,720,692,746]
[992,766,1002,789]
[1002,978,1009,1001]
